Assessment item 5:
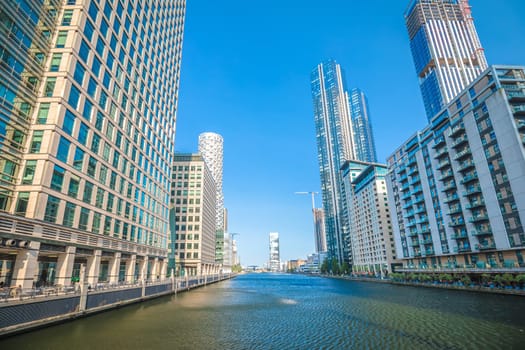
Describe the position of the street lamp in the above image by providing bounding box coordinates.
[295,191,319,252]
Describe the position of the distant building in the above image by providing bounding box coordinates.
[342,161,397,276]
[387,66,525,272]
[287,259,306,272]
[170,154,219,276]
[350,88,377,163]
[405,0,488,120]
[269,232,280,272]
[313,208,327,253]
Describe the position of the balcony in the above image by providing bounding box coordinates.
[448,123,465,137]
[396,165,407,174]
[433,136,446,148]
[406,230,418,238]
[401,192,412,201]
[517,120,525,131]
[451,135,469,148]
[447,207,463,215]
[465,200,485,210]
[404,211,415,219]
[412,185,423,194]
[450,230,468,239]
[464,185,482,196]
[460,173,478,185]
[419,227,431,234]
[457,160,475,172]
[454,148,472,161]
[476,243,496,251]
[444,193,460,203]
[401,183,410,192]
[434,148,449,159]
[424,248,435,255]
[508,91,525,101]
[513,104,525,115]
[471,229,492,237]
[441,182,456,192]
[416,217,429,225]
[406,221,417,228]
[413,196,425,205]
[402,201,413,210]
[449,220,466,228]
[420,238,433,245]
[414,207,426,215]
[398,174,408,182]
[457,246,472,253]
[438,170,454,182]
[436,159,451,170]
[407,157,417,166]
[469,214,489,223]
[412,240,421,247]
[407,167,419,176]
[408,176,421,186]
[414,251,422,257]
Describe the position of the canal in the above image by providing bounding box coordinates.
[1,273,525,349]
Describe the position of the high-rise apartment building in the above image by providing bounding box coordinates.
[198,132,225,264]
[350,88,377,163]
[269,232,280,272]
[311,59,354,264]
[387,66,525,272]
[0,0,185,288]
[406,0,487,120]
[170,154,218,276]
[313,208,327,253]
[342,161,397,276]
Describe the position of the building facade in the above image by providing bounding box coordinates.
[387,66,525,272]
[198,132,225,264]
[313,208,327,253]
[406,0,487,120]
[350,88,377,163]
[342,161,397,276]
[311,59,354,264]
[0,0,186,289]
[170,154,218,276]
[269,231,280,272]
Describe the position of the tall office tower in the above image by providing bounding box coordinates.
[269,232,280,272]
[0,0,186,289]
[350,89,377,163]
[313,208,327,253]
[170,154,218,276]
[387,66,525,274]
[341,161,397,276]
[405,0,488,120]
[198,132,224,264]
[311,59,355,265]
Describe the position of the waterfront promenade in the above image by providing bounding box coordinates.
[0,273,235,338]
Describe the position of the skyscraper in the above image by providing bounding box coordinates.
[313,208,327,253]
[350,88,377,163]
[311,59,354,264]
[269,232,280,272]
[405,0,488,120]
[0,0,185,288]
[198,132,225,264]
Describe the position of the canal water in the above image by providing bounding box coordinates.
[2,273,525,349]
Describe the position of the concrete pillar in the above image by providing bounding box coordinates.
[79,264,88,312]
[86,250,101,286]
[159,259,167,281]
[108,252,121,284]
[125,254,137,283]
[138,257,147,282]
[56,246,76,286]
[11,241,41,289]
[151,257,159,281]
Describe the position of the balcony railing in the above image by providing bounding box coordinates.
[457,160,475,172]
[450,231,468,239]
[436,159,451,169]
[469,214,489,223]
[465,200,485,210]
[438,170,454,182]
[451,135,469,148]
[448,123,465,138]
[477,243,496,251]
[471,229,492,236]
[460,173,478,185]
[444,193,460,203]
[454,148,472,161]
[449,220,466,228]
[464,186,482,196]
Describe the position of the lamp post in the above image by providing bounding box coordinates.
[295,191,319,252]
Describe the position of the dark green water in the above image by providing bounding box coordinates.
[2,273,525,349]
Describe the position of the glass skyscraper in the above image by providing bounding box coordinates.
[0,0,185,289]
[406,0,488,120]
[350,88,377,163]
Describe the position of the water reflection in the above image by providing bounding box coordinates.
[1,273,525,349]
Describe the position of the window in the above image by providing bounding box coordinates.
[62,10,74,25]
[103,216,112,235]
[68,175,80,198]
[78,122,88,145]
[14,192,30,216]
[63,202,76,227]
[95,188,104,208]
[91,133,101,153]
[44,195,60,223]
[87,156,97,177]
[63,110,75,135]
[78,39,90,62]
[21,160,37,185]
[50,54,62,72]
[79,207,89,230]
[30,131,44,153]
[83,181,93,204]
[44,77,56,97]
[84,20,94,41]
[73,63,85,86]
[92,57,102,77]
[50,165,65,191]
[56,31,68,48]
[56,137,71,163]
[92,212,101,233]
[37,103,50,124]
[68,85,81,110]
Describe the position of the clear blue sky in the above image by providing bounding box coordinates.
[175,0,525,267]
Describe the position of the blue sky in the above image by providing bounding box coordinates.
[175,0,525,266]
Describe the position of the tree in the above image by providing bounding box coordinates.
[460,275,471,286]
[501,273,515,286]
[516,274,525,287]
[341,262,350,275]
[330,258,340,275]
[320,259,329,274]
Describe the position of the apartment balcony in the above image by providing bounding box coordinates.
[463,185,482,196]
[398,174,408,182]
[413,196,425,205]
[469,214,489,223]
[412,240,421,247]
[447,207,463,215]
[434,148,449,159]
[413,251,422,257]
[401,192,412,201]
[424,248,435,255]
[449,220,466,228]
[457,160,475,173]
[406,230,418,238]
[433,136,446,148]
[438,170,454,182]
[404,211,415,219]
[454,148,472,161]
[396,165,407,174]
[401,183,410,192]
[471,229,492,237]
[476,243,496,251]
[460,173,478,185]
[444,193,460,203]
[513,104,525,115]
[420,238,434,245]
[465,200,485,210]
[407,157,417,166]
[412,185,423,194]
[416,217,429,225]
[508,91,525,102]
[451,135,469,148]
[419,227,431,234]
[414,207,426,215]
[402,201,413,210]
[407,167,419,176]
[406,221,417,228]
[436,159,451,170]
[448,123,465,138]
[450,230,468,239]
[517,120,525,131]
[441,182,457,192]
[454,245,472,253]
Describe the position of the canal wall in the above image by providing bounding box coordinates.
[0,274,235,338]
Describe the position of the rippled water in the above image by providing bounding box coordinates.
[2,273,525,349]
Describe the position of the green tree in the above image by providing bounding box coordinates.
[341,262,350,275]
[501,273,515,286]
[330,258,340,275]
[320,259,329,274]
[460,275,471,286]
[493,274,503,287]
[516,274,525,287]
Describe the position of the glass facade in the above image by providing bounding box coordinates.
[349,88,377,163]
